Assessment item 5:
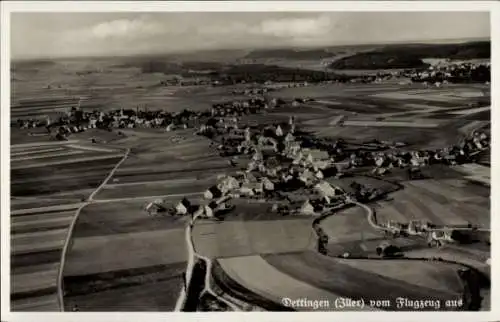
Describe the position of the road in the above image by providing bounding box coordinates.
[347,197,490,234]
[56,148,131,311]
[174,212,241,311]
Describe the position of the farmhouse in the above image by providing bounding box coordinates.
[218,176,240,194]
[299,169,317,186]
[205,185,223,200]
[299,199,316,215]
[144,201,164,215]
[261,177,275,191]
[176,198,192,215]
[240,181,264,196]
[314,181,338,199]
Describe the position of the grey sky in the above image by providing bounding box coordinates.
[11,12,490,59]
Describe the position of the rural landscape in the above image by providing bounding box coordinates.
[8,11,491,313]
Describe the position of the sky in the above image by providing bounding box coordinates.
[11,12,490,59]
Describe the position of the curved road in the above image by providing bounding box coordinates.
[346,197,490,234]
[174,213,241,311]
[56,148,131,311]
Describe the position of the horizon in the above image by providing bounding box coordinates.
[11,12,490,60]
[11,37,491,63]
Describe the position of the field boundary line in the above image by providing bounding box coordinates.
[56,148,130,311]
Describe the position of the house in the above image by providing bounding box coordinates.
[284,133,295,143]
[312,160,329,170]
[261,177,275,191]
[239,185,255,196]
[145,200,165,215]
[310,149,329,160]
[218,176,240,194]
[176,198,192,215]
[240,181,264,196]
[299,199,316,215]
[204,203,216,218]
[292,151,304,165]
[314,181,338,199]
[299,169,317,186]
[204,185,223,200]
[276,125,284,137]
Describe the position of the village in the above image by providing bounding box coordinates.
[142,101,490,259]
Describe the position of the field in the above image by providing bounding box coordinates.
[262,251,466,311]
[374,178,490,228]
[193,213,316,259]
[10,139,129,311]
[10,54,490,312]
[62,200,189,311]
[11,205,81,311]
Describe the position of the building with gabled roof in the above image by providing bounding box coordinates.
[314,181,338,199]
[299,199,316,215]
[176,198,192,215]
[204,185,223,200]
[261,177,275,191]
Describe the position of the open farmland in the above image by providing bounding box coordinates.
[10,204,82,311]
[10,43,490,313]
[216,254,376,311]
[56,129,241,311]
[193,216,316,259]
[263,251,466,311]
[9,137,132,312]
[374,178,489,228]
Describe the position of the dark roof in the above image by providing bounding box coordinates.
[180,198,191,207]
[207,185,222,196]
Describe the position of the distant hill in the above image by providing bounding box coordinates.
[329,41,490,70]
[245,48,337,60]
[11,59,56,71]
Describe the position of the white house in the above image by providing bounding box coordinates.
[261,177,275,191]
[175,198,191,215]
[314,181,338,199]
[276,125,284,137]
[299,199,316,215]
[218,176,240,194]
[204,185,223,200]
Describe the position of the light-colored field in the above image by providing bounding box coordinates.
[10,206,80,311]
[193,219,315,259]
[263,251,463,311]
[404,248,490,277]
[456,163,490,178]
[11,265,59,294]
[374,179,489,228]
[64,228,187,276]
[94,179,210,199]
[11,294,60,312]
[334,258,464,294]
[343,120,440,128]
[372,90,477,103]
[218,255,373,311]
[449,106,490,115]
[12,153,124,170]
[319,206,381,245]
[11,147,66,157]
[12,150,86,162]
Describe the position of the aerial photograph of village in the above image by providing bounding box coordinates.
[7,10,491,313]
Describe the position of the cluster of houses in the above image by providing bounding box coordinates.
[16,106,214,139]
[231,87,274,96]
[365,128,490,176]
[209,97,280,117]
[402,62,490,85]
